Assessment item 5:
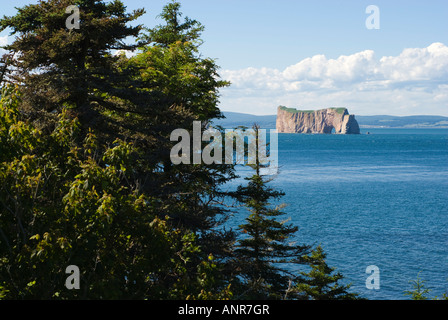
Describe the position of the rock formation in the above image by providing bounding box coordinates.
[276,106,360,134]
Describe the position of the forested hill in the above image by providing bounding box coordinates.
[214,112,448,129]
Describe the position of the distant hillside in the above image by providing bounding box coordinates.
[355,115,448,128]
[212,112,277,129]
[213,112,448,129]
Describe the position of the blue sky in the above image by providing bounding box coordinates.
[1,0,448,116]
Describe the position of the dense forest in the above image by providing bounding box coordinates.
[0,0,442,301]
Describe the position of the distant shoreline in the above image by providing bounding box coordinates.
[215,112,448,129]
[359,125,448,129]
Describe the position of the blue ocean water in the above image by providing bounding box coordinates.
[226,128,448,300]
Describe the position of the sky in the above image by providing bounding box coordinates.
[1,0,448,116]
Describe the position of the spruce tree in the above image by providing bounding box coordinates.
[232,124,310,299]
[130,1,235,256]
[143,1,205,49]
[0,0,147,138]
[293,245,361,300]
[404,272,431,300]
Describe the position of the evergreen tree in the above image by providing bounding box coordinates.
[0,0,361,301]
[0,0,147,138]
[0,84,189,299]
[293,245,361,300]
[404,272,431,300]
[129,1,235,263]
[0,1,234,299]
[143,1,205,49]
[232,124,310,299]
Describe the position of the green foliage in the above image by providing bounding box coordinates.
[128,1,235,253]
[0,0,146,135]
[0,85,203,299]
[231,125,310,299]
[0,1,365,301]
[293,245,361,300]
[132,1,229,123]
[403,273,448,300]
[279,106,347,115]
[404,272,432,300]
[143,1,205,48]
[279,106,315,114]
[0,1,235,300]
[330,107,347,114]
[187,255,233,300]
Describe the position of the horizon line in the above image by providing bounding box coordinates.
[218,110,448,118]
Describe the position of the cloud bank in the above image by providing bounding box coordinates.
[219,43,448,116]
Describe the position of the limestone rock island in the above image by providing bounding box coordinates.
[276,106,360,134]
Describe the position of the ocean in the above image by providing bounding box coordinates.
[225,128,448,300]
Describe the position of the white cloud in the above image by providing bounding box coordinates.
[283,50,377,83]
[112,49,138,58]
[0,36,8,47]
[219,43,448,116]
[379,42,448,81]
